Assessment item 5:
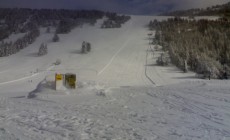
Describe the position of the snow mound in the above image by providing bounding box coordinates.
[78,81,110,97]
[27,77,111,99]
[27,78,68,98]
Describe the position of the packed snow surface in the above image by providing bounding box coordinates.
[0,16,230,140]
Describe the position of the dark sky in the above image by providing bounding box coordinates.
[0,0,229,14]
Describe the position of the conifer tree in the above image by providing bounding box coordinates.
[38,43,48,56]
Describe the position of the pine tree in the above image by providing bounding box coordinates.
[53,33,59,42]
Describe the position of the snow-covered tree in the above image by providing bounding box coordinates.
[54,59,61,65]
[156,53,169,66]
[81,41,87,53]
[38,43,48,56]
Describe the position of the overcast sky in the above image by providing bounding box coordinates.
[0,0,229,14]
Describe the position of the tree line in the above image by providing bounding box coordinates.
[101,12,131,28]
[160,2,230,20]
[0,26,39,57]
[0,8,105,40]
[0,8,131,57]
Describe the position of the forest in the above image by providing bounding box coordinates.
[149,17,230,79]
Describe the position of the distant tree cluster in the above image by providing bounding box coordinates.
[56,19,77,34]
[29,9,105,28]
[81,41,91,54]
[101,13,131,28]
[160,2,230,20]
[149,17,230,79]
[0,28,10,41]
[0,8,131,57]
[0,27,39,57]
[52,33,59,42]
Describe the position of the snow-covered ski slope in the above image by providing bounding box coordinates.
[0,16,230,140]
[0,16,194,88]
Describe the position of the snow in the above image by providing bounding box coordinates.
[194,16,220,20]
[0,16,230,140]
